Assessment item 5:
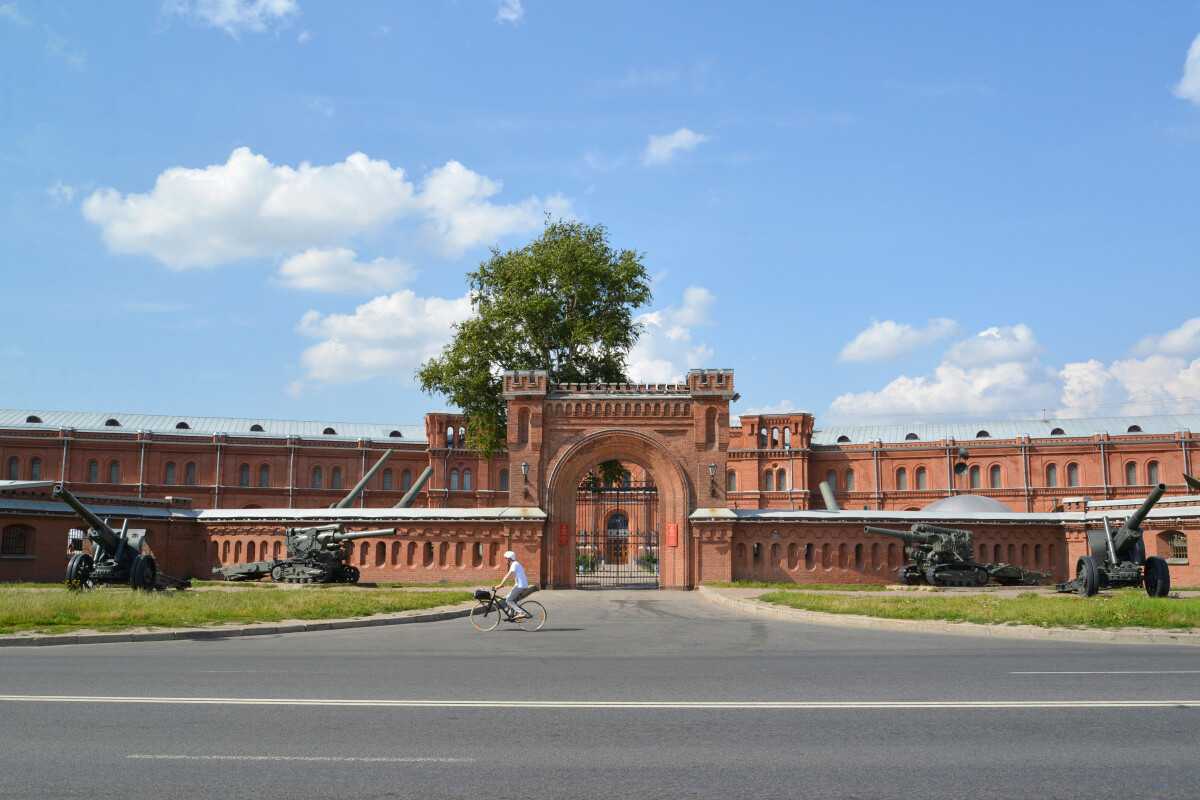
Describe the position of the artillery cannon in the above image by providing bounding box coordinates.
[866,523,1049,588]
[1055,483,1169,597]
[54,484,190,590]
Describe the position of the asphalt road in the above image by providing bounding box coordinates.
[1,590,1198,799]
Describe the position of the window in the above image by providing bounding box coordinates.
[105,418,120,427]
[760,428,768,448]
[726,470,737,492]
[250,424,264,432]
[1148,461,1160,485]
[25,415,41,423]
[383,469,393,491]
[450,469,459,491]
[6,457,17,480]
[976,430,991,438]
[1046,464,1058,488]
[989,465,1002,489]
[108,461,120,483]
[518,409,530,447]
[175,421,190,430]
[499,469,509,492]
[1127,425,1142,433]
[916,467,927,490]
[30,458,40,480]
[905,433,919,441]
[837,435,851,443]
[2,524,30,556]
[826,470,837,490]
[763,471,773,492]
[845,470,855,492]
[446,428,455,448]
[323,427,337,435]
[1051,428,1065,436]
[313,467,323,489]
[185,462,197,486]
[969,465,981,489]
[389,430,403,438]
[783,428,791,448]
[88,460,99,483]
[238,464,250,487]
[896,468,908,491]
[331,467,342,490]
[463,469,472,491]
[1168,532,1188,562]
[165,462,176,485]
[259,465,270,487]
[402,469,412,491]
[1067,463,1080,487]
[776,470,787,491]
[1125,463,1137,486]
[771,428,779,448]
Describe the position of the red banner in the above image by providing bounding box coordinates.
[558,523,569,546]
[667,523,678,547]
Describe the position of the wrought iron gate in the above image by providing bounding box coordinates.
[575,479,659,589]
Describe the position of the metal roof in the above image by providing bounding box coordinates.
[0,409,427,444]
[812,414,1200,446]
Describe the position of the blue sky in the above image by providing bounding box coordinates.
[3,1,1200,428]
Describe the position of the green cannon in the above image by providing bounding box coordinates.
[1055,483,1169,597]
[394,465,433,508]
[332,449,394,508]
[54,483,190,590]
[866,523,1049,588]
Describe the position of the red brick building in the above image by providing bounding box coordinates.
[2,369,1196,589]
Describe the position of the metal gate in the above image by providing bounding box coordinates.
[575,479,659,589]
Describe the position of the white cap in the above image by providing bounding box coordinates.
[504,550,516,560]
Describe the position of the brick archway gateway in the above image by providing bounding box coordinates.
[545,429,693,588]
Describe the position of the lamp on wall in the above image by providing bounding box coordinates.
[521,461,531,499]
[708,462,717,497]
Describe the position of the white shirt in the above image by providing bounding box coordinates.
[508,560,528,589]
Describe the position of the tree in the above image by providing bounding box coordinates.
[417,218,652,459]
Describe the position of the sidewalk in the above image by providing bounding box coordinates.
[697,585,1200,646]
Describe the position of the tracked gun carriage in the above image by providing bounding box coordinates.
[54,484,191,591]
[1055,483,1170,597]
[865,523,1050,588]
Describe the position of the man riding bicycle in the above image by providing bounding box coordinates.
[493,550,530,620]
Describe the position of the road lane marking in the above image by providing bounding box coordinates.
[128,755,471,762]
[1011,671,1200,675]
[3,695,1200,709]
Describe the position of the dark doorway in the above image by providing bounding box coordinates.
[575,477,659,588]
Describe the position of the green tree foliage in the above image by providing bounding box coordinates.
[417,218,652,458]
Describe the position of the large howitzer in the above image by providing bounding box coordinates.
[1055,483,1170,597]
[394,465,433,508]
[54,484,190,590]
[866,523,1050,588]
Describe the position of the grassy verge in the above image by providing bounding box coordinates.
[704,580,891,591]
[0,586,473,635]
[758,589,1200,630]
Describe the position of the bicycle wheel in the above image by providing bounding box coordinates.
[470,602,501,631]
[515,600,546,631]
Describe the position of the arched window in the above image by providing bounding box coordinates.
[1148,461,1160,485]
[463,469,472,491]
[259,465,270,487]
[1067,463,1080,487]
[30,458,40,480]
[776,470,787,491]
[771,428,779,448]
[108,461,120,483]
[323,427,336,435]
[2,524,31,556]
[837,435,851,443]
[450,469,459,491]
[759,428,768,448]
[1167,532,1188,561]
[1051,428,1065,436]
[896,468,908,491]
[312,467,323,489]
[845,470,855,492]
[1125,463,1137,485]
[990,465,1002,489]
[763,471,773,492]
[825,470,837,490]
[383,469,393,491]
[331,467,342,490]
[1127,425,1142,433]
[969,465,981,489]
[164,462,177,485]
[238,464,250,487]
[783,428,791,448]
[402,469,412,491]
[6,457,18,480]
[499,469,509,492]
[905,433,919,441]
[1046,464,1058,488]
[446,427,455,448]
[726,471,737,492]
[916,467,927,490]
[185,462,197,486]
[87,460,99,483]
[250,424,264,432]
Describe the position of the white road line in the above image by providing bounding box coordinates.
[128,755,471,762]
[2,695,1200,709]
[1011,671,1200,675]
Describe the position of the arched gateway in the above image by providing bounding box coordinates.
[502,369,736,588]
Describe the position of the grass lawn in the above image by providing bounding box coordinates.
[0,586,473,635]
[757,588,1200,630]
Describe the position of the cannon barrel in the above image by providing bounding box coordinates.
[334,449,394,509]
[865,525,932,544]
[1112,482,1167,556]
[395,466,434,508]
[818,481,840,511]
[911,523,970,538]
[52,484,122,555]
[315,527,398,546]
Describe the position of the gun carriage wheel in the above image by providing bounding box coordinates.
[1143,556,1170,598]
[65,553,94,589]
[130,554,158,591]
[1075,556,1100,597]
[270,564,285,582]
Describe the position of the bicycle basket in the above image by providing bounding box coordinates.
[473,588,491,600]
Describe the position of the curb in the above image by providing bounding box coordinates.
[0,605,473,648]
[695,586,1200,646]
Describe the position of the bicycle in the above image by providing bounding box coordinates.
[470,588,546,631]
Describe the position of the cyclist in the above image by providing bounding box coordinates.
[493,550,530,620]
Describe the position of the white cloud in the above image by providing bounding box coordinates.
[943,324,1042,367]
[295,290,473,386]
[82,147,570,269]
[46,182,76,205]
[626,286,717,383]
[1059,356,1200,417]
[641,128,712,166]
[740,400,805,416]
[296,29,311,43]
[276,248,415,294]
[837,317,960,362]
[0,4,31,25]
[1174,32,1200,105]
[494,0,523,24]
[1130,317,1200,358]
[166,0,299,37]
